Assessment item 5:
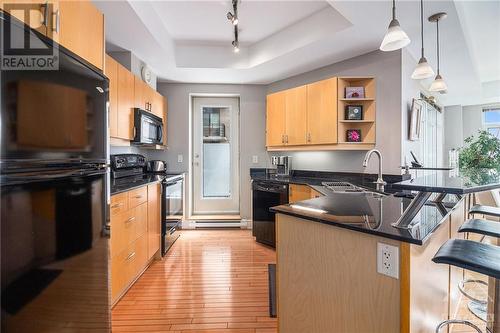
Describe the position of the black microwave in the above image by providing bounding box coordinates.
[133,108,164,145]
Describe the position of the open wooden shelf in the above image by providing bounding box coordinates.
[339,120,375,123]
[339,98,375,102]
[337,77,376,145]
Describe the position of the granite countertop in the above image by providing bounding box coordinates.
[392,169,500,194]
[250,168,410,195]
[271,193,452,245]
[111,172,185,195]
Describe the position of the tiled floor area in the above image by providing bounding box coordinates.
[112,229,277,333]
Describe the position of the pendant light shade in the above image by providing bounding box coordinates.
[428,12,447,93]
[412,0,434,79]
[412,57,434,79]
[429,74,447,92]
[380,0,410,52]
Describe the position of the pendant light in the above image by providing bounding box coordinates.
[428,12,447,93]
[411,0,434,79]
[380,0,411,52]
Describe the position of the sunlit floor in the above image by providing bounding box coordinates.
[112,229,277,332]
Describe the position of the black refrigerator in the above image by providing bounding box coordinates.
[0,12,111,332]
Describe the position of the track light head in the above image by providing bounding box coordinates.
[232,40,240,53]
[227,12,238,25]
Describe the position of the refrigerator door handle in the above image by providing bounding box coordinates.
[2,168,107,186]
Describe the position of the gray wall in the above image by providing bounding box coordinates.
[443,105,464,157]
[462,104,484,140]
[150,83,269,221]
[267,50,403,174]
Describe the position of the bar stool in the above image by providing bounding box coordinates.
[460,207,500,321]
[432,226,500,332]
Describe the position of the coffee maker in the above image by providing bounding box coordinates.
[271,156,292,176]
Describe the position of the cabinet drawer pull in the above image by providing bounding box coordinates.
[134,195,143,199]
[111,202,124,208]
[126,252,136,261]
[125,217,136,224]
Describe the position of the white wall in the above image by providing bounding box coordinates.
[149,83,269,221]
[267,50,403,174]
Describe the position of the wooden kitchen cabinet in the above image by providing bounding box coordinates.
[307,78,338,145]
[266,76,375,151]
[117,64,135,140]
[289,184,312,204]
[1,0,104,69]
[147,183,161,259]
[266,91,286,146]
[110,183,162,305]
[1,0,59,38]
[285,86,307,146]
[105,55,119,138]
[57,0,104,70]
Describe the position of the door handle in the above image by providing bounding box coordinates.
[52,9,60,33]
[40,2,48,26]
[126,252,136,261]
[125,217,136,224]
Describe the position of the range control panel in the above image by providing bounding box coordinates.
[110,154,146,170]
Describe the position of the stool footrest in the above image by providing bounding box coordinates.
[459,218,500,238]
[469,204,500,218]
[432,239,500,279]
[435,319,482,333]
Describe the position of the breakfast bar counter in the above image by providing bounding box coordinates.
[272,170,500,333]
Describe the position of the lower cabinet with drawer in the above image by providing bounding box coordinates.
[110,183,161,305]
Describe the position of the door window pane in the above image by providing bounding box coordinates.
[202,107,231,198]
[487,127,500,138]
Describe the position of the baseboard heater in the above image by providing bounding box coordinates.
[193,220,245,228]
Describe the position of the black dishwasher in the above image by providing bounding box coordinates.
[252,181,288,247]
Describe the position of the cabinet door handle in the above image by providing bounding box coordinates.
[41,2,49,26]
[52,9,60,33]
[285,135,289,144]
[281,135,284,144]
[125,217,136,224]
[111,202,124,208]
[307,133,311,142]
[134,195,142,199]
[126,252,136,261]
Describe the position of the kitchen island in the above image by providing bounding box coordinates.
[271,170,500,333]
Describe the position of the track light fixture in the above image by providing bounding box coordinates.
[232,26,239,53]
[228,0,240,53]
[227,0,238,26]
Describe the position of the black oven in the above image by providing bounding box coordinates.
[133,108,164,145]
[162,174,184,255]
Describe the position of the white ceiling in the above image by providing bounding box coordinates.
[151,1,329,44]
[94,0,500,107]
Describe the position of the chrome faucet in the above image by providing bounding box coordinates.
[363,149,387,191]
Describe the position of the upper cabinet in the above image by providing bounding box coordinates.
[1,0,105,71]
[307,78,338,145]
[266,92,286,146]
[105,55,119,138]
[107,55,168,148]
[57,1,104,70]
[284,86,307,146]
[266,76,375,151]
[116,62,135,141]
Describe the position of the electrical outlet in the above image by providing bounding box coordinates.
[252,155,259,164]
[177,154,183,163]
[377,242,399,279]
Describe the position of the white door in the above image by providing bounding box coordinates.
[192,96,240,216]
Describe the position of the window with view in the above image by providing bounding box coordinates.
[483,108,500,138]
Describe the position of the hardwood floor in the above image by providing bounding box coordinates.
[112,229,277,333]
